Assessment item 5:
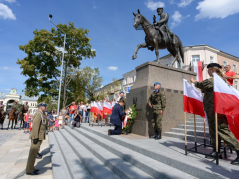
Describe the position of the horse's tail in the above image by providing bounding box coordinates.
[178,37,184,63]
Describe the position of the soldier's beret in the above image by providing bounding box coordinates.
[154,82,161,86]
[207,63,222,69]
[119,91,124,94]
[38,103,47,107]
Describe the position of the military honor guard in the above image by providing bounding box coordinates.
[148,82,166,140]
[26,102,48,175]
[191,63,239,165]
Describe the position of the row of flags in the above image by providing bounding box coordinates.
[184,73,239,141]
[90,101,115,117]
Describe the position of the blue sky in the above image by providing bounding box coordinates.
[0,0,239,95]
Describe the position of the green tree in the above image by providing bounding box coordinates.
[73,66,103,102]
[17,22,96,104]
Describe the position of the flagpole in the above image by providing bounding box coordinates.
[184,112,187,155]
[194,114,197,152]
[204,118,206,148]
[215,112,219,165]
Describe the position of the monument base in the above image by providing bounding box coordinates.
[126,62,196,137]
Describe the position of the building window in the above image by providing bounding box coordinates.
[223,60,227,66]
[233,64,237,73]
[210,56,214,63]
[132,76,135,83]
[192,55,200,66]
[125,78,127,85]
[235,80,238,90]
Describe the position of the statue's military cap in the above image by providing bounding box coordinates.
[207,63,222,69]
[154,82,161,86]
[38,102,47,107]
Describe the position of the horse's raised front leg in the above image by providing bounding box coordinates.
[132,43,147,60]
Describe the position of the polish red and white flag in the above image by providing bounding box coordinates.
[183,79,205,118]
[103,101,112,114]
[194,61,203,82]
[214,73,239,116]
[214,73,239,140]
[90,101,102,116]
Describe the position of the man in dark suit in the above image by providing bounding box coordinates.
[108,99,127,135]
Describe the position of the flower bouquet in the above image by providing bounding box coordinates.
[122,105,137,134]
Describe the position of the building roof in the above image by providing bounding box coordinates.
[20,95,38,101]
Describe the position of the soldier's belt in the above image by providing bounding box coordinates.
[152,101,159,105]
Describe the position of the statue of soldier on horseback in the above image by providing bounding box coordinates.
[132,8,184,66]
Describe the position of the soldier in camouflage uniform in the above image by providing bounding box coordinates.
[191,63,239,165]
[148,82,166,140]
[24,102,29,111]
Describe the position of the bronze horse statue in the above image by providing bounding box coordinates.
[7,108,18,130]
[19,105,28,129]
[132,9,184,65]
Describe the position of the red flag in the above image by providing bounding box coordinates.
[194,61,203,82]
[90,101,102,116]
[103,101,112,114]
[214,73,239,117]
[183,79,205,118]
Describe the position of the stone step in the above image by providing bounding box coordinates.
[66,126,195,179]
[186,121,207,127]
[164,132,210,144]
[170,128,210,138]
[177,125,209,131]
[80,125,234,179]
[64,127,157,179]
[187,118,205,122]
[48,132,71,179]
[59,129,120,179]
[53,131,92,179]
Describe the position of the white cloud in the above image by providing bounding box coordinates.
[195,0,239,21]
[93,2,97,9]
[145,0,165,11]
[91,49,96,52]
[0,0,17,3]
[178,0,194,7]
[108,66,118,71]
[171,11,190,29]
[168,0,175,4]
[3,67,8,70]
[0,3,16,20]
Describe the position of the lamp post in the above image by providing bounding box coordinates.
[49,14,66,115]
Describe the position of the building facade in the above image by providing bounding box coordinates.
[94,44,239,100]
[0,88,38,113]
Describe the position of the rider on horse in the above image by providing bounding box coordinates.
[0,101,5,129]
[153,7,175,44]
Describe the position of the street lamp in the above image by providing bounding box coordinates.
[49,14,66,115]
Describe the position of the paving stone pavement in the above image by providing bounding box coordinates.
[0,119,52,179]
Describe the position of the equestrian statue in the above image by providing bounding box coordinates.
[132,8,184,66]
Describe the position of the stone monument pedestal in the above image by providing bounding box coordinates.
[126,62,196,137]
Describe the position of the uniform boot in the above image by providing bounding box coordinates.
[205,148,222,159]
[150,131,158,139]
[231,151,239,165]
[155,131,161,140]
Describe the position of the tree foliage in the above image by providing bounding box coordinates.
[72,66,103,102]
[17,22,96,98]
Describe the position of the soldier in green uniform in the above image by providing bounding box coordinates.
[148,82,166,140]
[24,102,29,111]
[191,63,239,165]
[0,101,5,130]
[26,102,48,175]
